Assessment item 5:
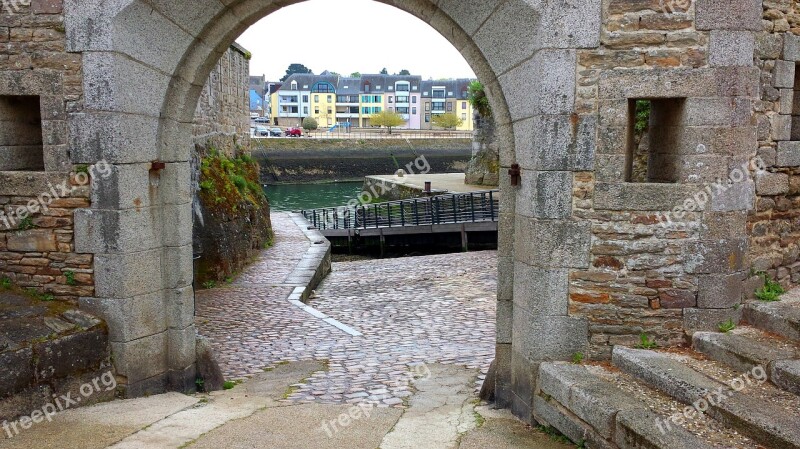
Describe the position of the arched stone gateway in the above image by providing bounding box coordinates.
[3,0,785,424]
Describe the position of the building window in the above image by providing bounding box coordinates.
[626,98,687,183]
[389,97,393,103]
[397,96,409,103]
[425,102,430,111]
[314,95,319,102]
[432,89,445,99]
[412,86,418,91]
[0,95,44,171]
[315,108,320,114]
[462,113,467,121]
[375,96,382,103]
[362,107,369,114]
[327,95,332,102]
[303,107,309,115]
[412,97,417,104]
[462,102,467,109]
[327,107,332,114]
[303,95,309,102]
[328,118,333,125]
[291,81,297,90]
[396,84,410,92]
[447,103,453,112]
[397,107,409,114]
[412,107,417,114]
[362,95,369,103]
[425,114,431,123]
[374,107,381,113]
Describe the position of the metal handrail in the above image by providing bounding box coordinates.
[301,190,500,231]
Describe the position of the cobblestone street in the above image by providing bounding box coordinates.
[196,214,497,409]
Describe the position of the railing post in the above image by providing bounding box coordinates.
[414,199,420,226]
[490,191,496,221]
[470,193,476,222]
[452,194,458,223]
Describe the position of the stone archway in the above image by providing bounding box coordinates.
[63,0,604,420]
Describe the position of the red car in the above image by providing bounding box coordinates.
[285,127,303,137]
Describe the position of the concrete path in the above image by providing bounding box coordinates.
[367,173,492,194]
[0,361,571,449]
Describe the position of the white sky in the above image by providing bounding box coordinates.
[236,0,476,81]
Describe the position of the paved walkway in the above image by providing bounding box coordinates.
[367,173,493,194]
[196,213,497,408]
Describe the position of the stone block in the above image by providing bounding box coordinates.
[80,293,166,342]
[93,249,164,298]
[755,172,789,195]
[91,163,153,210]
[771,360,800,396]
[168,325,196,371]
[162,245,193,290]
[535,171,572,219]
[594,183,700,211]
[161,203,192,247]
[495,343,513,408]
[6,230,57,252]
[537,362,587,406]
[568,375,640,439]
[496,300,512,344]
[771,114,792,141]
[34,329,108,381]
[436,0,497,35]
[196,335,225,392]
[511,349,535,414]
[515,217,591,269]
[709,31,754,67]
[74,208,162,255]
[773,60,796,89]
[697,273,744,308]
[695,0,762,31]
[0,349,33,397]
[473,0,541,74]
[780,89,794,115]
[756,32,784,60]
[69,112,159,164]
[111,332,168,384]
[685,239,748,274]
[710,179,754,212]
[81,52,171,117]
[533,396,615,449]
[684,308,743,333]
[499,50,576,120]
[513,264,569,316]
[615,409,718,449]
[776,141,800,167]
[784,33,800,61]
[32,0,63,14]
[498,256,514,301]
[701,211,747,240]
[513,309,589,362]
[658,289,697,309]
[536,0,602,50]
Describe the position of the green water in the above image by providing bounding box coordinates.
[264,182,364,212]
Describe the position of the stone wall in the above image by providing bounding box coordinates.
[749,3,800,288]
[193,43,251,153]
[0,1,91,302]
[557,0,761,360]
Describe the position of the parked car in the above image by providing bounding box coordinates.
[269,127,283,137]
[285,127,303,137]
[255,126,269,137]
[254,117,270,124]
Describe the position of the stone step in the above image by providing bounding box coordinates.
[612,346,800,449]
[534,362,741,449]
[693,327,800,395]
[743,298,800,342]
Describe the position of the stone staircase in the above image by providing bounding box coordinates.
[534,295,800,449]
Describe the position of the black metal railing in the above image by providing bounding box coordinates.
[302,190,499,231]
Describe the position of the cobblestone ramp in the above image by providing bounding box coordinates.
[196,215,497,408]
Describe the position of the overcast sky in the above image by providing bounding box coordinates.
[236,0,476,81]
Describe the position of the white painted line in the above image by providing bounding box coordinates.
[323,317,363,337]
[286,298,362,337]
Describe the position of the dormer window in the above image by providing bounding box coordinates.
[290,81,297,91]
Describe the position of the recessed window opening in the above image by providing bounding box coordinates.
[626,98,686,183]
[0,95,44,171]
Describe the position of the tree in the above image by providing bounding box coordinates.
[380,68,389,75]
[302,117,319,132]
[398,69,411,76]
[280,63,313,82]
[350,72,361,78]
[431,113,464,130]
[370,110,405,134]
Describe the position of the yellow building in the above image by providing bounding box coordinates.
[455,99,474,131]
[310,81,337,129]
